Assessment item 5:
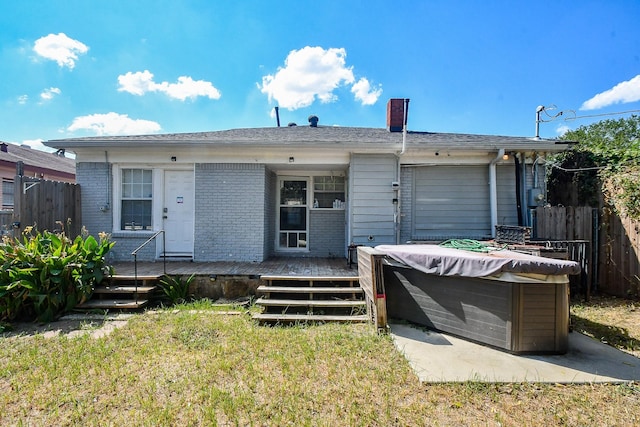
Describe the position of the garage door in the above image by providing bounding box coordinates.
[412,165,491,240]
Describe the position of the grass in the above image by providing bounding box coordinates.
[0,298,638,426]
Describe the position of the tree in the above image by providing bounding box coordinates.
[548,115,640,219]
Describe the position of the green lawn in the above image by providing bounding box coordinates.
[1,300,639,426]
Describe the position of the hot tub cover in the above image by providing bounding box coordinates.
[375,244,581,278]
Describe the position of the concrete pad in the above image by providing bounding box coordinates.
[390,322,640,383]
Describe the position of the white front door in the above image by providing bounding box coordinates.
[163,170,194,256]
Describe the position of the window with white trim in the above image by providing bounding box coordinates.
[2,179,14,210]
[121,169,152,230]
[312,176,345,209]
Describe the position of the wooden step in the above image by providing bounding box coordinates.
[255,297,365,308]
[252,313,369,323]
[260,275,358,282]
[257,286,363,294]
[77,299,149,310]
[93,286,157,295]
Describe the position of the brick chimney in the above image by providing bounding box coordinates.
[387,98,406,132]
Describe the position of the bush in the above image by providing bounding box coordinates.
[0,227,115,323]
[158,274,195,305]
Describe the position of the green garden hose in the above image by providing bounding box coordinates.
[438,239,505,253]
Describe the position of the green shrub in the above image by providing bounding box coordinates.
[0,227,115,323]
[158,274,195,305]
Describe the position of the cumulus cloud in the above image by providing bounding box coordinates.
[259,46,381,110]
[33,33,88,69]
[18,139,56,153]
[117,70,221,101]
[351,77,383,106]
[17,95,29,105]
[40,87,61,101]
[67,113,161,136]
[581,75,640,110]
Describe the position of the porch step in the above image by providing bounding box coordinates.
[253,275,369,325]
[257,286,363,294]
[77,274,162,312]
[255,297,366,308]
[252,313,369,323]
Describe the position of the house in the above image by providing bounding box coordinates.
[45,99,571,262]
[0,142,75,210]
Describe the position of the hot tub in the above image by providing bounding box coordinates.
[375,244,581,354]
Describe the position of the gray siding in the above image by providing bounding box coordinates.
[194,163,267,262]
[350,154,397,246]
[497,165,518,226]
[399,167,414,244]
[412,165,491,240]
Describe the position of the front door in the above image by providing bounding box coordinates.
[277,178,308,250]
[162,170,194,256]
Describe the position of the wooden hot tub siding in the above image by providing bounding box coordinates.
[384,265,569,354]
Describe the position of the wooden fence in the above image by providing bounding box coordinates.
[12,175,82,238]
[534,206,640,298]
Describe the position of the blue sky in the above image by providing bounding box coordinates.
[2,1,640,152]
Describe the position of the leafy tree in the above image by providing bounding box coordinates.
[548,115,640,219]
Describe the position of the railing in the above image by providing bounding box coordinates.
[131,230,166,301]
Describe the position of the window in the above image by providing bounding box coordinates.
[2,179,14,209]
[121,169,152,230]
[312,176,345,209]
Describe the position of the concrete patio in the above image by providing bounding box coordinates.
[390,322,640,383]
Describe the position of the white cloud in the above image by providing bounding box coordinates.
[581,75,640,110]
[40,87,61,101]
[18,139,56,153]
[17,95,29,105]
[33,33,88,69]
[117,70,221,101]
[67,112,161,136]
[351,77,382,106]
[259,46,381,110]
[555,124,571,136]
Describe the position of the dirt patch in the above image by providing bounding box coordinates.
[1,313,133,340]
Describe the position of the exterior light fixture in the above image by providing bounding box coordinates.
[502,153,509,160]
[170,156,177,162]
[289,156,294,163]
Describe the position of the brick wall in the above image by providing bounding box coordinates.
[76,162,113,238]
[194,163,267,262]
[308,210,346,258]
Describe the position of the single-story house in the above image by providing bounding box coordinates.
[45,99,571,262]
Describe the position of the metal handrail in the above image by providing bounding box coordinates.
[131,230,166,302]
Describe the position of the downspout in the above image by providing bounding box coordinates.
[395,99,410,244]
[489,149,505,238]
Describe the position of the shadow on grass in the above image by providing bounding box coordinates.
[571,314,640,354]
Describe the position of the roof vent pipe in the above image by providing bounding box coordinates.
[275,106,281,127]
[308,115,319,127]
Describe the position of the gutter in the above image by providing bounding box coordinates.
[395,99,410,244]
[489,148,505,238]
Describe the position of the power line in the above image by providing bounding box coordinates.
[564,109,640,121]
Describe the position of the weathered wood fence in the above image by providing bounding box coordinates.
[11,175,82,238]
[534,206,640,298]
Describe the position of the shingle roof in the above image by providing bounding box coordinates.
[46,126,572,152]
[0,142,76,175]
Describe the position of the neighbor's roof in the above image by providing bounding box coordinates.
[46,126,572,152]
[0,142,76,175]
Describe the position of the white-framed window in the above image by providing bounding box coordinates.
[312,175,345,209]
[120,169,153,230]
[2,179,14,209]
